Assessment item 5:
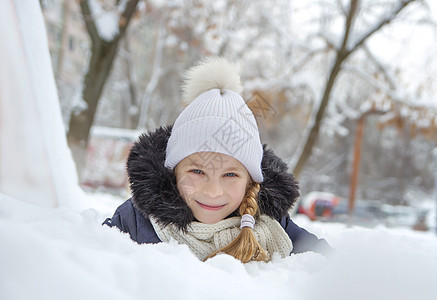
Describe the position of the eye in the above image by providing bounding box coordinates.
[224,172,237,177]
[190,169,204,175]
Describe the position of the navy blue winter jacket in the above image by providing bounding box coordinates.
[104,199,330,254]
[103,126,330,255]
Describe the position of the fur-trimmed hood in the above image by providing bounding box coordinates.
[127,126,300,231]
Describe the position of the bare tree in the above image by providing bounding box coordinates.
[292,0,418,178]
[67,0,140,174]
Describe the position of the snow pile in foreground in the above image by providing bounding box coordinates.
[0,193,436,300]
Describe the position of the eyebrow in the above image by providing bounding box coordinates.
[223,167,244,172]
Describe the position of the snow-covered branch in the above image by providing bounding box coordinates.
[349,0,417,53]
[80,0,139,43]
[79,0,100,45]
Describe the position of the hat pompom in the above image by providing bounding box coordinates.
[182,57,242,104]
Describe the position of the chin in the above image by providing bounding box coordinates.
[197,215,223,224]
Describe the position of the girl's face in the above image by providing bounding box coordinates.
[175,152,250,224]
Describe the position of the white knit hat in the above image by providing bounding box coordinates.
[165,57,263,182]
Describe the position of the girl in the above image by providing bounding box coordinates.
[104,57,330,262]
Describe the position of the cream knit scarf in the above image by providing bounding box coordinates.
[150,215,293,261]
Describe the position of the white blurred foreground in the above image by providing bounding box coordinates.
[0,0,82,207]
[1,191,436,300]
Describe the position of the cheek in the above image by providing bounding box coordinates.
[227,182,247,203]
[176,174,197,200]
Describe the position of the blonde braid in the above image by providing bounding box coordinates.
[204,182,270,263]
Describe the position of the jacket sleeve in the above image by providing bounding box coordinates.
[103,199,161,244]
[280,216,332,255]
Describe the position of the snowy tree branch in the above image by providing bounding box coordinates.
[349,0,417,53]
[79,0,140,45]
[79,0,100,45]
[118,0,140,37]
[291,0,417,178]
[340,0,358,56]
[362,45,396,90]
[137,23,165,130]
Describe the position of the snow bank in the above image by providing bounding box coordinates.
[1,192,436,300]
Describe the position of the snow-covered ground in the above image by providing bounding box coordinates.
[1,191,436,300]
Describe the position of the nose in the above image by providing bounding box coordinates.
[202,179,224,199]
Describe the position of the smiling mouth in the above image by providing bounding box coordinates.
[196,201,226,211]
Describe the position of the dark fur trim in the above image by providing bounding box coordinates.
[258,147,300,220]
[127,126,300,231]
[127,126,194,231]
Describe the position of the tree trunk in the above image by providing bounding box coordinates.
[292,51,348,178]
[292,0,416,178]
[67,0,140,176]
[67,40,119,172]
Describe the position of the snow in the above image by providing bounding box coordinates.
[88,0,123,41]
[1,191,436,300]
[91,126,140,140]
[427,0,437,18]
